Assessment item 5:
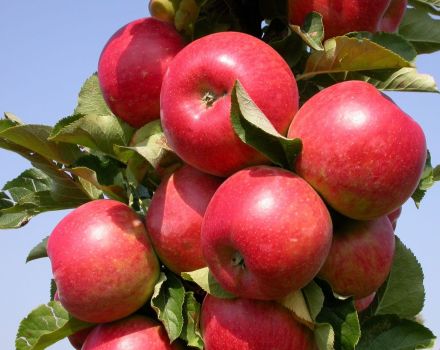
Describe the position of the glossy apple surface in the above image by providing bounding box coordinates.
[47,199,160,323]
[160,31,299,177]
[379,0,408,32]
[146,165,222,273]
[318,215,395,298]
[388,206,402,230]
[201,166,332,300]
[289,0,391,39]
[98,17,185,128]
[354,292,376,312]
[201,295,316,350]
[82,315,183,349]
[288,81,426,220]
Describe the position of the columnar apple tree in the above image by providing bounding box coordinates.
[3,0,440,349]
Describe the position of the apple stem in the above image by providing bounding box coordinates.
[231,251,245,269]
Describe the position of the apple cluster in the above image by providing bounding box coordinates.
[45,1,426,349]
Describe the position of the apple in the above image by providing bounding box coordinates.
[354,292,376,312]
[288,0,392,39]
[318,215,395,299]
[160,31,299,177]
[201,166,332,300]
[54,292,93,349]
[288,81,426,220]
[146,165,222,273]
[201,295,316,350]
[379,0,408,32]
[82,315,183,349]
[47,199,160,323]
[388,206,402,230]
[98,17,185,128]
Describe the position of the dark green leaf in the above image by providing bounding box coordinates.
[399,7,440,54]
[357,315,435,350]
[347,32,417,62]
[181,292,204,349]
[374,236,425,318]
[298,36,413,80]
[290,12,324,51]
[268,26,305,69]
[26,236,48,263]
[258,0,288,19]
[303,281,325,321]
[74,73,114,116]
[15,301,93,350]
[412,151,439,207]
[151,272,186,342]
[230,80,302,170]
[49,114,134,157]
[181,267,235,299]
[50,279,57,301]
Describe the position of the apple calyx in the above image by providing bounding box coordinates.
[231,251,246,269]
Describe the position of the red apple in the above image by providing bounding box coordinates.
[47,199,160,323]
[146,165,222,273]
[379,0,408,32]
[82,315,183,349]
[288,81,426,220]
[354,292,376,312]
[160,31,299,177]
[201,166,332,300]
[201,295,316,350]
[388,206,402,230]
[289,0,392,39]
[318,215,395,299]
[98,17,185,128]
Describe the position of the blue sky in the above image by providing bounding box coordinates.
[0,2,439,349]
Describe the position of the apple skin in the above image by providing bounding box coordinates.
[146,165,222,273]
[388,206,402,230]
[47,199,160,323]
[288,81,426,220]
[201,166,332,300]
[354,292,376,313]
[82,315,183,349]
[201,295,317,350]
[379,0,408,32]
[318,215,395,299]
[98,17,185,128]
[160,31,299,177]
[289,0,392,39]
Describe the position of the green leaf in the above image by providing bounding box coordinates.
[26,236,48,263]
[347,32,417,62]
[180,292,204,349]
[374,236,425,318]
[400,7,440,54]
[181,267,235,299]
[314,323,336,350]
[303,281,325,321]
[357,315,436,350]
[268,25,305,69]
[0,122,80,165]
[412,151,440,206]
[0,168,91,229]
[50,279,57,301]
[409,0,440,14]
[74,73,114,116]
[290,12,324,51]
[15,301,93,350]
[298,36,412,80]
[49,114,134,157]
[151,272,186,342]
[230,80,302,170]
[279,290,314,327]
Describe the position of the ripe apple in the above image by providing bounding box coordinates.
[288,81,426,220]
[146,165,222,273]
[82,315,183,349]
[160,31,299,177]
[201,166,332,300]
[288,0,392,39]
[318,215,395,299]
[388,206,402,230]
[379,0,408,32]
[47,199,160,323]
[354,292,376,312]
[201,295,316,350]
[54,292,93,349]
[98,17,185,128]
